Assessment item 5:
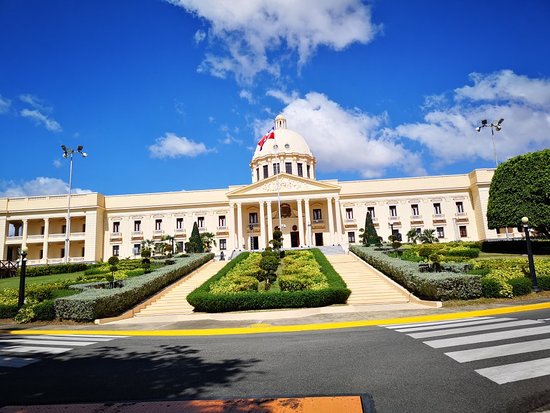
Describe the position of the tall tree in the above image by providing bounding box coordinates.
[188,222,204,253]
[359,212,380,246]
[487,149,550,238]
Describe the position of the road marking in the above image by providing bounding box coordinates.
[424,325,550,349]
[445,338,550,363]
[408,320,542,339]
[0,356,38,368]
[382,317,495,329]
[0,339,99,346]
[1,346,72,354]
[13,335,126,341]
[396,317,514,332]
[475,357,550,384]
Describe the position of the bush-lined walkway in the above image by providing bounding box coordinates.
[326,254,410,305]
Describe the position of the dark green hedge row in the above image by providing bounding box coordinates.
[54,253,213,321]
[481,240,550,255]
[0,304,18,318]
[18,263,88,277]
[187,249,351,313]
[350,246,482,301]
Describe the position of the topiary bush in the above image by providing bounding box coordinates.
[508,277,533,296]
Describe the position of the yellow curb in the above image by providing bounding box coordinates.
[7,301,550,337]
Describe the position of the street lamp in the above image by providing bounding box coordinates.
[521,217,540,292]
[18,246,28,309]
[61,145,87,264]
[476,118,504,167]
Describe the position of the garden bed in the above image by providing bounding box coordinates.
[187,249,350,312]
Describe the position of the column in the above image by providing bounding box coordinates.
[42,218,50,262]
[304,198,311,247]
[327,197,335,245]
[228,202,235,251]
[267,200,273,245]
[297,199,304,247]
[237,202,243,250]
[335,198,343,245]
[259,200,266,249]
[0,216,7,260]
[22,219,28,249]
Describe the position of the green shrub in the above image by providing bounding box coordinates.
[18,263,88,277]
[209,275,259,294]
[350,245,482,300]
[125,268,146,277]
[509,277,533,296]
[33,300,56,320]
[0,304,18,318]
[481,277,503,298]
[445,247,480,258]
[84,267,109,275]
[537,275,550,290]
[55,253,214,321]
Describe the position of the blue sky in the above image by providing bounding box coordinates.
[1,0,550,196]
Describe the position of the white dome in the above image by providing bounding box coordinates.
[252,127,313,159]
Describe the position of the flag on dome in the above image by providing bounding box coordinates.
[257,126,275,151]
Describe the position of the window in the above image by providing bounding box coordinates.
[81,247,85,257]
[39,250,43,259]
[256,168,260,181]
[348,232,356,243]
[112,222,120,233]
[220,239,227,250]
[433,203,442,214]
[249,212,258,224]
[197,217,205,228]
[345,208,354,220]
[297,163,303,177]
[367,206,375,218]
[62,224,66,234]
[415,227,422,234]
[133,244,141,255]
[134,220,141,231]
[112,245,120,256]
[82,223,86,232]
[263,165,269,179]
[218,215,226,227]
[40,226,45,235]
[176,241,184,253]
[456,201,464,213]
[411,204,419,216]
[307,165,311,178]
[155,219,162,231]
[436,226,445,239]
[273,162,280,175]
[285,162,292,174]
[61,248,65,258]
[459,225,468,238]
[389,205,397,217]
[313,209,322,221]
[176,218,183,229]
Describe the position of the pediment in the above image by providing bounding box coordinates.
[227,174,340,198]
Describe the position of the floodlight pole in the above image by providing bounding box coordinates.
[476,119,502,168]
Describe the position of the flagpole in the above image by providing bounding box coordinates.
[275,141,282,232]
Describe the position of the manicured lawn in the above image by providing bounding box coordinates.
[0,271,87,290]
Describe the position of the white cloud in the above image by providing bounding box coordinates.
[19,94,48,111]
[149,132,212,158]
[0,177,92,197]
[53,159,62,168]
[261,91,424,178]
[266,89,299,105]
[194,30,206,43]
[239,89,255,103]
[394,70,550,166]
[20,108,62,132]
[169,0,379,82]
[0,94,11,114]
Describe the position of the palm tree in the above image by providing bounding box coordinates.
[418,229,439,244]
[200,232,217,252]
[406,228,419,244]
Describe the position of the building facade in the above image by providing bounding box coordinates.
[0,115,516,265]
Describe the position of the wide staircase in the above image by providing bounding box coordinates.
[326,253,410,305]
[134,260,226,317]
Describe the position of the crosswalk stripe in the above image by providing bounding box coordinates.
[424,325,550,349]
[396,318,516,333]
[408,320,542,339]
[445,338,550,363]
[1,346,72,355]
[380,317,495,329]
[13,335,124,342]
[0,339,99,346]
[0,356,38,368]
[475,357,550,384]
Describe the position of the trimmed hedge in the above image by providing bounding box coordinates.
[481,240,550,255]
[55,253,213,321]
[187,249,351,312]
[18,262,88,277]
[350,246,482,300]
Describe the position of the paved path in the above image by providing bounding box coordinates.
[326,254,410,305]
[134,261,226,317]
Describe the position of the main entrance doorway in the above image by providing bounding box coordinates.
[290,231,300,248]
[315,233,324,246]
[250,236,259,250]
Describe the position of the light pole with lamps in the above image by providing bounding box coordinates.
[17,246,28,309]
[61,145,87,264]
[475,118,504,168]
[521,217,540,292]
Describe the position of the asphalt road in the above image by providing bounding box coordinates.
[2,308,550,412]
